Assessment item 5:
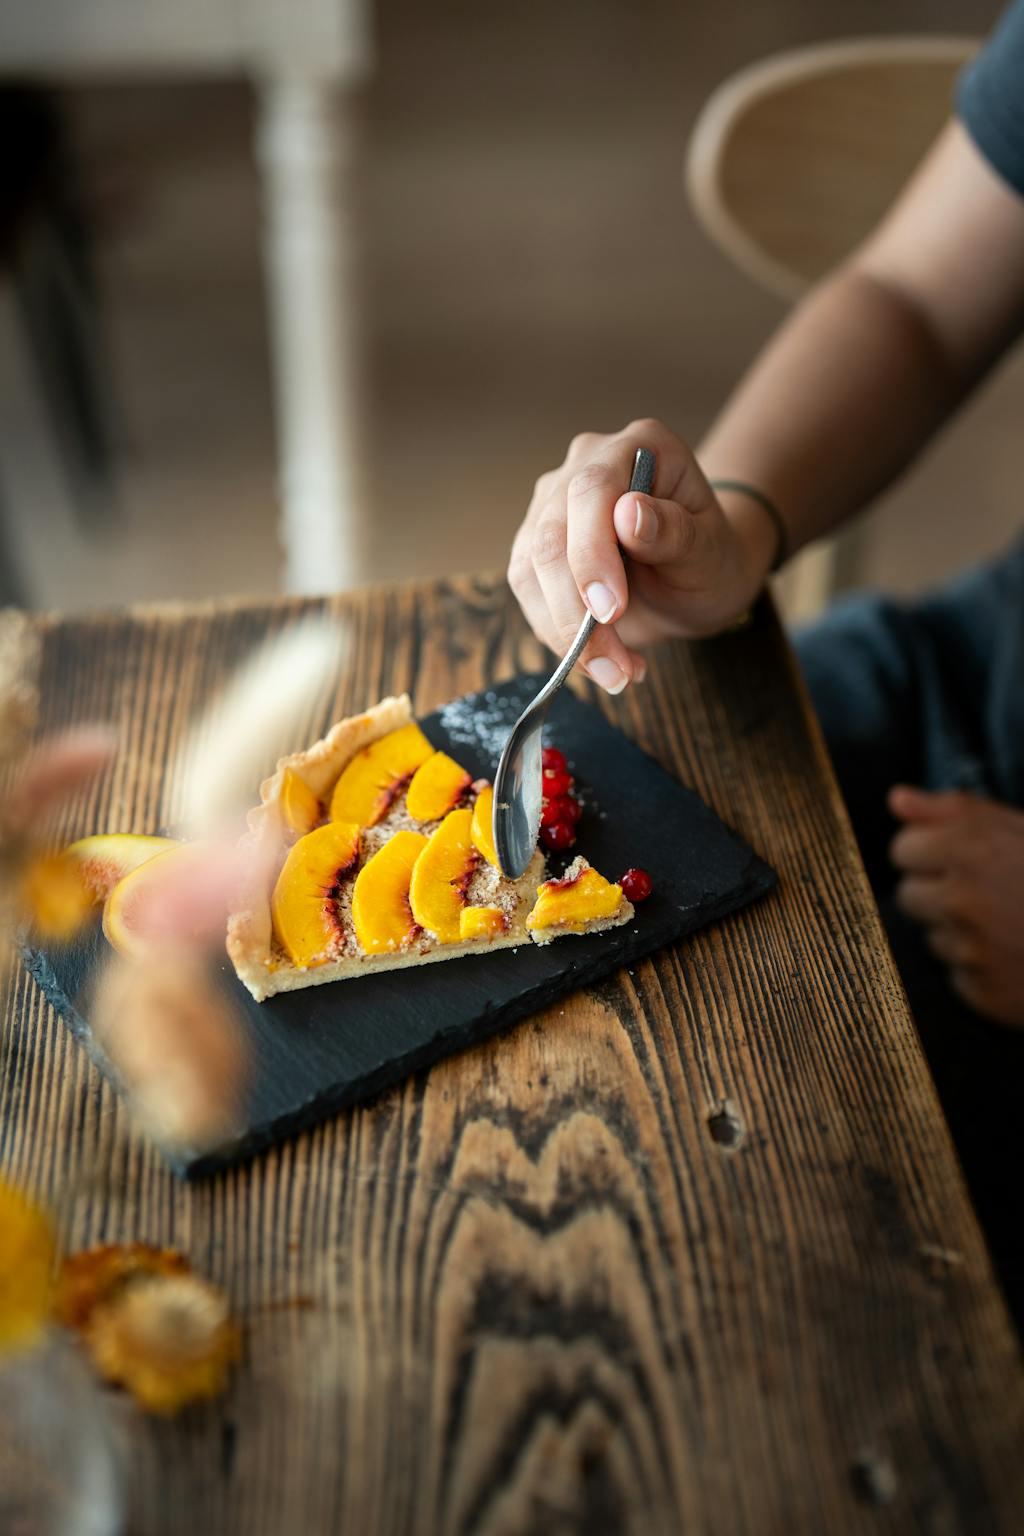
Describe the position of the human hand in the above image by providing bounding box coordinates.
[507,419,779,692]
[889,785,1024,1028]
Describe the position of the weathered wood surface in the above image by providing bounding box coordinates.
[2,577,1021,1535]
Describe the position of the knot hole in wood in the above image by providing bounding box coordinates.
[706,1099,746,1152]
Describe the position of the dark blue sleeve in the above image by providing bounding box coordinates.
[958,0,1024,198]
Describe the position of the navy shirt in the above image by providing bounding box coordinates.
[958,0,1024,198]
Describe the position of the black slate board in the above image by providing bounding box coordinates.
[23,676,776,1178]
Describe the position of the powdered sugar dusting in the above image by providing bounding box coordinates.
[437,687,534,769]
[465,856,522,922]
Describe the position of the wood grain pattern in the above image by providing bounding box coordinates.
[2,577,1022,1535]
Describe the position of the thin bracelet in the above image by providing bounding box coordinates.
[709,478,789,573]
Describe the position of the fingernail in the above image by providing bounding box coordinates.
[588,657,628,694]
[634,497,657,542]
[633,659,647,684]
[584,581,618,624]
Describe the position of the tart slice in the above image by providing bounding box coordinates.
[226,695,634,1002]
[526,857,633,943]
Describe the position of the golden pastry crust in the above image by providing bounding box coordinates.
[227,697,546,1001]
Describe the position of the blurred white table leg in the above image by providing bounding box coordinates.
[257,75,366,594]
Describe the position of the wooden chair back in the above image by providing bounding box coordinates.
[686,37,982,616]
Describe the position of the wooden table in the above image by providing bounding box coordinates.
[2,579,1022,1534]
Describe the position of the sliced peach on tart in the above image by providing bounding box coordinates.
[329,723,433,828]
[351,829,428,955]
[469,783,499,868]
[459,904,508,942]
[526,856,626,937]
[408,807,477,944]
[270,821,361,967]
[279,767,321,837]
[405,751,471,822]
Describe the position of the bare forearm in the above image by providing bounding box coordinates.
[699,266,965,552]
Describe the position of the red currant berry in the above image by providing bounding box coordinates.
[540,820,575,852]
[542,767,572,798]
[552,794,582,825]
[540,797,563,827]
[542,746,567,773]
[620,867,653,902]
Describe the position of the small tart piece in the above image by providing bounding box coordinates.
[470,784,499,868]
[405,751,471,822]
[329,723,433,828]
[459,905,508,942]
[270,821,361,967]
[279,767,321,836]
[351,829,428,955]
[527,856,629,937]
[409,808,477,944]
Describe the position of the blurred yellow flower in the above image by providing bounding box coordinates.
[87,1273,241,1415]
[55,1242,189,1332]
[18,850,94,942]
[0,1177,54,1354]
[57,1244,240,1414]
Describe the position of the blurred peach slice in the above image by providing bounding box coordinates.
[405,751,471,822]
[103,843,223,959]
[270,821,361,967]
[408,808,477,944]
[470,785,499,869]
[351,829,428,955]
[329,723,433,828]
[66,833,179,902]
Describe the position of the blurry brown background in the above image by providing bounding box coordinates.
[0,0,1017,614]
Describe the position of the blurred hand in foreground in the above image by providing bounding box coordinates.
[507,419,778,691]
[889,785,1024,1029]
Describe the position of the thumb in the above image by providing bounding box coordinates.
[612,492,720,576]
[888,784,980,822]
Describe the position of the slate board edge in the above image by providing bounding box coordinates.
[23,943,124,1093]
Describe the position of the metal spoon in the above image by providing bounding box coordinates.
[493,446,656,878]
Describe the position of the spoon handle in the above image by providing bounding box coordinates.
[543,446,657,698]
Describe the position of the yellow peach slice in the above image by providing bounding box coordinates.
[279,767,321,836]
[351,830,429,955]
[527,860,624,934]
[65,833,179,902]
[103,843,214,958]
[470,784,499,868]
[409,808,477,944]
[459,904,508,942]
[270,821,361,967]
[329,723,434,828]
[405,751,471,822]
